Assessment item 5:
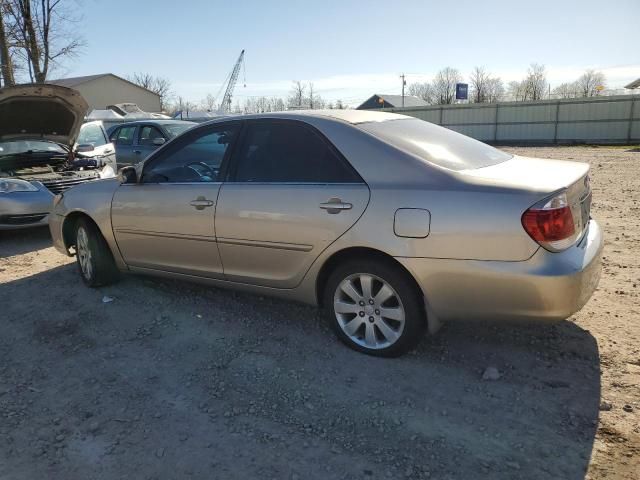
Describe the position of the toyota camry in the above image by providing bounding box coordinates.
[49,110,603,356]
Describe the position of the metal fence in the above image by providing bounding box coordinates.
[385,94,640,144]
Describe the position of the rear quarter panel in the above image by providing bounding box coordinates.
[305,117,541,262]
[332,186,541,261]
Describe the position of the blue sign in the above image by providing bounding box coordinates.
[455,83,468,100]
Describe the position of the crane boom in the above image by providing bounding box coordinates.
[220,50,245,113]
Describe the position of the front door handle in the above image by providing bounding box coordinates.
[189,197,215,210]
[319,198,352,214]
[133,150,141,155]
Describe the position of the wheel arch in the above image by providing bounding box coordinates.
[62,211,101,252]
[316,247,424,308]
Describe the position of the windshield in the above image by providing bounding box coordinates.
[77,123,108,147]
[0,140,66,156]
[359,118,512,171]
[164,123,196,138]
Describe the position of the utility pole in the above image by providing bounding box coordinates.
[400,74,406,107]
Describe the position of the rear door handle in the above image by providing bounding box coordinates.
[189,197,215,210]
[133,150,141,155]
[319,198,352,214]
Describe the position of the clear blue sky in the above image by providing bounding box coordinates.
[65,0,639,106]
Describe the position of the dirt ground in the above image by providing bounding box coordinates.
[0,146,638,480]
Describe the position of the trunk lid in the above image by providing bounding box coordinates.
[458,155,589,194]
[461,154,592,250]
[0,84,88,147]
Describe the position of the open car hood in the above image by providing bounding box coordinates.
[0,84,88,147]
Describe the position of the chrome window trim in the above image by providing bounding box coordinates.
[121,182,365,186]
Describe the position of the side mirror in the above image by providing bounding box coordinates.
[75,143,94,153]
[117,166,137,184]
[152,137,166,146]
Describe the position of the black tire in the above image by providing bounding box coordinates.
[74,217,119,287]
[323,257,426,357]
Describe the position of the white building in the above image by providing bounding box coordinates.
[48,73,162,112]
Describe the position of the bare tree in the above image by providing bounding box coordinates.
[127,72,173,110]
[552,82,577,99]
[237,96,288,114]
[0,1,16,86]
[468,66,504,103]
[7,0,83,83]
[305,82,326,109]
[469,66,490,103]
[507,80,525,101]
[201,93,216,111]
[407,82,435,104]
[575,69,606,97]
[521,63,547,101]
[485,77,504,103]
[335,99,345,110]
[433,67,462,104]
[288,80,306,108]
[307,82,316,109]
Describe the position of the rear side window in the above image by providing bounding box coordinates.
[359,118,512,171]
[232,121,360,183]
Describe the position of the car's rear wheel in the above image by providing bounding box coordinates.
[75,218,119,287]
[324,259,425,357]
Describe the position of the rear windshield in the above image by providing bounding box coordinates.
[359,118,511,171]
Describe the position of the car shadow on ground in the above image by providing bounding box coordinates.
[0,226,52,258]
[1,266,600,480]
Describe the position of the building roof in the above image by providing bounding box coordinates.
[357,94,429,109]
[624,78,640,89]
[48,73,160,97]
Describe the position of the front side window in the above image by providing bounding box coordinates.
[232,121,360,183]
[139,125,165,146]
[77,123,108,147]
[115,126,136,146]
[142,125,239,183]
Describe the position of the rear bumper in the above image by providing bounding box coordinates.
[397,219,603,322]
[0,189,53,230]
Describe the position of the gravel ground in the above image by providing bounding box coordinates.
[0,146,638,480]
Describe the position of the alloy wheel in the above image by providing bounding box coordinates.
[76,226,93,280]
[333,273,406,349]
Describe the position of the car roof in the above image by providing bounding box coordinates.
[208,109,410,126]
[111,120,197,127]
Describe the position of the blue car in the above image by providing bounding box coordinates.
[107,120,196,166]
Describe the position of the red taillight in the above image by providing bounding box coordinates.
[522,206,575,242]
[522,191,578,252]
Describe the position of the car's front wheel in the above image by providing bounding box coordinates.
[75,218,119,287]
[324,259,426,357]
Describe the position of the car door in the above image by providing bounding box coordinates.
[136,124,167,160]
[76,121,117,171]
[110,125,138,166]
[111,122,240,278]
[215,119,370,288]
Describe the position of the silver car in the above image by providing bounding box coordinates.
[0,85,116,230]
[49,110,603,356]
